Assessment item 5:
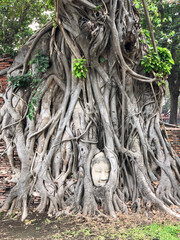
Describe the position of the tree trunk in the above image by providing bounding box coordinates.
[167,44,180,125]
[168,69,180,125]
[169,90,179,125]
[0,0,180,221]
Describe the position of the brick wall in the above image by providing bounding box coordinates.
[0,57,14,206]
[0,141,15,207]
[0,56,13,107]
[166,128,180,157]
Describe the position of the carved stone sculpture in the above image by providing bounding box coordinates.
[91,152,110,187]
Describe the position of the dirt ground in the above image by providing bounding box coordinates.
[0,210,179,240]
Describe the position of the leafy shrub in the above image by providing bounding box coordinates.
[29,51,50,73]
[8,51,50,120]
[141,46,174,84]
[8,73,32,89]
[72,58,88,79]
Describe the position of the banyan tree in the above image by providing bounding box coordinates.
[0,0,180,221]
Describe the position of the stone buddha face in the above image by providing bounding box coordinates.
[91,152,110,187]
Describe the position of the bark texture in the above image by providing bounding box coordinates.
[168,46,180,125]
[0,0,180,220]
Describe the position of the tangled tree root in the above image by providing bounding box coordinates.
[0,0,180,221]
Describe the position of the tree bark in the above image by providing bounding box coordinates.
[168,46,180,125]
[0,0,180,220]
[169,88,179,125]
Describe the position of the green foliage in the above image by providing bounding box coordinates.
[99,56,105,63]
[29,52,50,73]
[46,0,54,8]
[27,82,41,120]
[121,223,180,240]
[50,221,180,240]
[134,0,180,85]
[134,0,179,118]
[134,0,179,48]
[72,58,88,79]
[8,51,50,120]
[94,5,102,11]
[141,46,174,85]
[0,44,17,57]
[0,0,53,56]
[52,16,58,28]
[8,73,32,89]
[28,52,50,120]
[158,46,175,73]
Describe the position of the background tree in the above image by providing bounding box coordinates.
[0,0,53,56]
[134,0,180,125]
[0,0,180,221]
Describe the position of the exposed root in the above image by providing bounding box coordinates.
[1,0,179,220]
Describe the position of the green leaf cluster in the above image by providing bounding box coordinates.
[141,46,174,84]
[94,5,102,11]
[28,52,50,120]
[29,51,50,74]
[46,0,54,8]
[8,73,32,89]
[27,86,41,120]
[72,58,88,79]
[134,0,179,48]
[0,0,53,57]
[134,0,179,88]
[8,52,50,120]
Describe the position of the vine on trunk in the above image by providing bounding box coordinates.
[0,0,180,221]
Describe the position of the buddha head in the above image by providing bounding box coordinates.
[91,152,110,187]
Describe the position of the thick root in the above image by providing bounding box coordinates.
[0,0,179,220]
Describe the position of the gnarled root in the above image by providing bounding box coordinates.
[1,0,180,220]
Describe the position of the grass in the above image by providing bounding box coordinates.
[51,222,180,240]
[1,211,179,240]
[117,223,180,240]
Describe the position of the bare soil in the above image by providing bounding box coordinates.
[0,210,179,240]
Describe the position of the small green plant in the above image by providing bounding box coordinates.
[72,58,88,79]
[52,233,62,239]
[29,51,50,74]
[99,56,105,63]
[94,5,102,11]
[8,50,50,120]
[98,236,105,240]
[27,52,50,120]
[8,73,32,89]
[141,46,174,85]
